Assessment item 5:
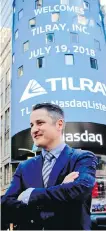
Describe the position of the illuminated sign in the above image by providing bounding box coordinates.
[63,130,103,146]
[11,0,106,148]
[20,77,106,103]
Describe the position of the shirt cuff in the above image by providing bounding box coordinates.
[21,188,34,204]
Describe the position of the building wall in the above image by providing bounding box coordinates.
[0,0,12,195]
[11,0,106,160]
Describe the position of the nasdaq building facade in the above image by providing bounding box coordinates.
[12,0,106,157]
[11,0,106,216]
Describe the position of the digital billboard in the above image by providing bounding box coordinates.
[11,0,106,159]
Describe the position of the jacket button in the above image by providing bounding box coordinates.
[31,220,34,223]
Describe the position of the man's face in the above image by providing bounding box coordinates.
[30,109,63,149]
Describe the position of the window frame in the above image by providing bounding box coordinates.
[70,32,79,43]
[83,1,90,11]
[29,17,36,28]
[18,65,24,77]
[15,29,19,40]
[90,57,98,70]
[65,54,74,65]
[23,40,29,52]
[46,33,55,43]
[51,12,60,22]
[35,0,42,9]
[94,39,100,50]
[60,0,69,5]
[18,9,23,21]
[37,56,45,68]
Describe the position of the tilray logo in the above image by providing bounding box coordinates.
[20,79,47,102]
[63,130,103,146]
[20,77,106,103]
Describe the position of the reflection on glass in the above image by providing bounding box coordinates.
[23,41,29,52]
[70,32,79,43]
[15,30,18,40]
[60,0,69,5]
[46,33,54,43]
[37,57,44,68]
[36,0,42,9]
[29,18,36,28]
[18,66,23,77]
[18,9,23,21]
[51,13,60,22]
[78,15,88,25]
[83,1,90,10]
[94,39,100,50]
[65,54,74,65]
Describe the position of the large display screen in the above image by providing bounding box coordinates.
[11,0,106,159]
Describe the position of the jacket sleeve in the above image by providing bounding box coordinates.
[1,163,28,223]
[28,152,97,210]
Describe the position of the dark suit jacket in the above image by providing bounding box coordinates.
[1,145,97,230]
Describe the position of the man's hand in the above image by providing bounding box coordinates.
[63,172,79,183]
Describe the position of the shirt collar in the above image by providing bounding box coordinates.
[42,142,66,159]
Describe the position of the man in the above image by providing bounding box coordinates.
[1,103,97,230]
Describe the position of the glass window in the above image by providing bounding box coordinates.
[5,108,10,132]
[12,54,15,63]
[78,15,88,25]
[23,41,29,52]
[5,69,11,87]
[5,86,10,103]
[60,0,69,5]
[29,17,36,28]
[0,168,2,186]
[70,32,79,43]
[90,58,98,69]
[99,13,102,22]
[13,7,15,13]
[51,12,60,22]
[46,33,54,43]
[15,29,18,40]
[4,164,9,185]
[83,1,90,10]
[18,66,23,77]
[0,79,3,94]
[18,9,23,20]
[5,130,9,141]
[35,0,42,9]
[97,23,102,34]
[89,19,95,27]
[65,54,74,65]
[1,115,3,156]
[91,154,106,214]
[1,79,4,108]
[37,57,44,68]
[1,115,3,134]
[94,39,100,50]
[1,93,3,109]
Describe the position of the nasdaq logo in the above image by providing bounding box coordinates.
[20,79,47,102]
[63,130,103,146]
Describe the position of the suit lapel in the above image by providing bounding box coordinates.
[32,155,43,188]
[47,145,74,187]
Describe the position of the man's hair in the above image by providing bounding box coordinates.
[32,103,64,123]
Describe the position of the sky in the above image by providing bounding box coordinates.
[100,0,106,6]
